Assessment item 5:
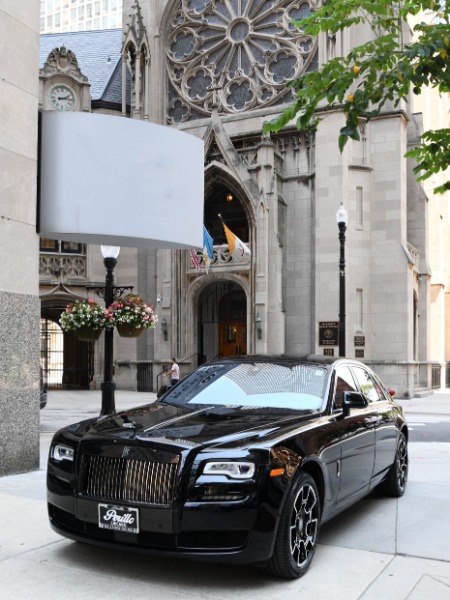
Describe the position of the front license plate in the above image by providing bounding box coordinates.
[98,504,139,534]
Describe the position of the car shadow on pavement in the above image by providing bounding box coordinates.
[52,540,275,588]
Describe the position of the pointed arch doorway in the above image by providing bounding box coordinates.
[198,280,247,363]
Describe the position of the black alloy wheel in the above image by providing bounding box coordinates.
[381,432,408,497]
[266,471,320,579]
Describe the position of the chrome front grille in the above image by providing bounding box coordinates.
[83,455,179,506]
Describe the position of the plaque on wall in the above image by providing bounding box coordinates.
[355,349,365,358]
[324,348,334,356]
[354,336,365,347]
[319,322,339,346]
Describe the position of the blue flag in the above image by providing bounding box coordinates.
[203,226,214,273]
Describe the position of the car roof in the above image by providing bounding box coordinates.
[208,355,363,369]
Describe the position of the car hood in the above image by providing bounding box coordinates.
[85,401,320,449]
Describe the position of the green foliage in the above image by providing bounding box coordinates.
[263,0,450,192]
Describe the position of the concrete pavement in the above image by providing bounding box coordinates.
[1,390,450,599]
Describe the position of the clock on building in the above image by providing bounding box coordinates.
[49,84,76,111]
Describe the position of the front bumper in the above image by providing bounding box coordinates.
[47,484,278,564]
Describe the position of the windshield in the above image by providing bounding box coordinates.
[162,362,328,410]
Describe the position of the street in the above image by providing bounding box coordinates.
[1,390,450,599]
[407,417,450,442]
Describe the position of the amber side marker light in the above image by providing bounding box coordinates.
[270,468,285,477]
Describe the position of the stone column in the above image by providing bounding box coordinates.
[0,3,40,476]
[255,135,285,355]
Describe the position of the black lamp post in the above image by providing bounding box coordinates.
[336,203,348,357]
[100,245,120,416]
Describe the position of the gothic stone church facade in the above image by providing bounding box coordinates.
[38,0,448,398]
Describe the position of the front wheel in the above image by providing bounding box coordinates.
[380,432,408,497]
[266,472,320,579]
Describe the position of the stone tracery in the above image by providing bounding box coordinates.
[166,0,319,123]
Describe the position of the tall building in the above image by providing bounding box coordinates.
[40,0,122,33]
[36,0,450,402]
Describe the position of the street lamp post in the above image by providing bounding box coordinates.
[336,203,348,357]
[100,245,120,416]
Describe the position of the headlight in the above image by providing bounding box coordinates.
[203,461,255,479]
[52,444,75,462]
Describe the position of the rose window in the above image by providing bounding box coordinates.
[166,0,318,123]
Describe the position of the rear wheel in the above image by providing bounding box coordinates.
[266,472,320,579]
[380,432,408,497]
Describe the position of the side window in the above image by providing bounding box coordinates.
[352,367,383,403]
[333,366,357,410]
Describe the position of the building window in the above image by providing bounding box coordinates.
[40,238,84,254]
[40,238,58,252]
[356,186,363,229]
[166,0,317,122]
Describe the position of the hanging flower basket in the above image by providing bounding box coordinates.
[106,294,158,335]
[117,323,144,338]
[60,299,110,340]
[75,326,102,342]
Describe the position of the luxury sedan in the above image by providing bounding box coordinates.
[47,355,408,579]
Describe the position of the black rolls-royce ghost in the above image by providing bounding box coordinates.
[47,356,408,579]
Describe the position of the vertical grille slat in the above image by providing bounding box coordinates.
[84,454,179,506]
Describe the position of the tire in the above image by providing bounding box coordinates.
[380,432,408,497]
[266,472,321,579]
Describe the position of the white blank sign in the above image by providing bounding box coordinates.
[39,111,204,249]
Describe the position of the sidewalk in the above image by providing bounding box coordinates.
[0,390,449,599]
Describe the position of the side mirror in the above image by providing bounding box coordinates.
[388,389,396,397]
[343,391,367,416]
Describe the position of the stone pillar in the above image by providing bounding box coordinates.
[0,3,40,476]
[255,135,285,355]
[134,51,141,118]
[121,51,127,116]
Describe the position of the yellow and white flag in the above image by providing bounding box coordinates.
[223,223,251,261]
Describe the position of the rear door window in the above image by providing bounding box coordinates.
[352,367,384,403]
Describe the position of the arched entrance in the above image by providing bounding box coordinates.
[41,304,94,390]
[198,280,247,363]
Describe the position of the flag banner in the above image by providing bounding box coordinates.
[203,226,214,273]
[222,223,251,261]
[189,248,201,270]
